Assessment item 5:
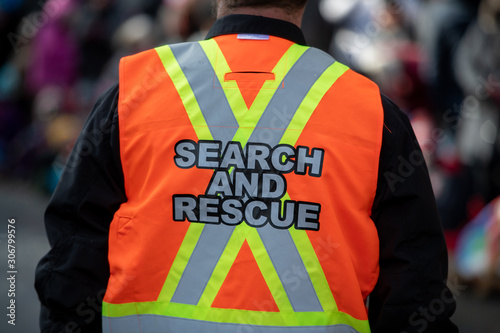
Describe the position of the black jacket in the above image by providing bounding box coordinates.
[35,14,458,333]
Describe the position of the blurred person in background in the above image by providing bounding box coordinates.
[181,0,215,41]
[25,0,79,95]
[301,0,335,53]
[0,0,168,189]
[454,0,500,204]
[1,0,82,189]
[412,0,479,232]
[452,0,500,294]
[35,0,457,332]
[95,13,157,96]
[416,0,478,123]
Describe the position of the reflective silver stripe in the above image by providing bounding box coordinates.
[169,44,335,310]
[103,315,363,333]
[170,223,234,304]
[250,48,334,145]
[170,42,239,144]
[249,48,334,312]
[257,225,322,311]
[169,42,240,305]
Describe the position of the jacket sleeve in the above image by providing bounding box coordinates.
[35,83,126,333]
[368,96,459,333]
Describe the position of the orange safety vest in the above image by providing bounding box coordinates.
[103,34,384,333]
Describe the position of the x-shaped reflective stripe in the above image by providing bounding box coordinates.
[157,41,339,312]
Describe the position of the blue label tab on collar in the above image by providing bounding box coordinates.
[237,34,270,40]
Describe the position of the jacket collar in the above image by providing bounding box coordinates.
[205,14,307,45]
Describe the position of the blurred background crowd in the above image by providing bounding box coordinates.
[0,0,499,302]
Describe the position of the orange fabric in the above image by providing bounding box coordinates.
[285,70,383,319]
[107,36,384,324]
[215,35,292,109]
[105,49,213,303]
[212,240,279,312]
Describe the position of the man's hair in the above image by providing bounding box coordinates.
[223,0,307,12]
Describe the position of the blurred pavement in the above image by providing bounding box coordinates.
[0,181,50,333]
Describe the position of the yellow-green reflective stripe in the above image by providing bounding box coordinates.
[199,39,308,138]
[287,197,337,312]
[164,43,251,306]
[280,61,349,145]
[237,48,341,313]
[245,227,296,314]
[198,39,247,121]
[103,316,367,333]
[155,45,212,140]
[196,224,295,318]
[235,44,308,145]
[162,42,342,304]
[156,222,204,302]
[279,61,349,311]
[195,225,247,308]
[123,43,363,330]
[155,44,214,303]
[103,302,369,332]
[194,41,310,312]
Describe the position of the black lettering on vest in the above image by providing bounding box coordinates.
[206,171,233,196]
[271,144,295,173]
[261,173,286,199]
[172,140,325,231]
[234,171,259,198]
[244,200,268,228]
[173,195,198,222]
[220,142,246,170]
[173,196,321,231]
[174,140,197,169]
[246,143,272,171]
[295,202,321,231]
[269,200,296,229]
[198,140,222,169]
[295,146,324,177]
[221,199,243,226]
[198,196,221,224]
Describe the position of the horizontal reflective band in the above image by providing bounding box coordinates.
[103,315,364,333]
[103,301,370,331]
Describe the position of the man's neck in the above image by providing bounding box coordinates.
[217,6,305,28]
